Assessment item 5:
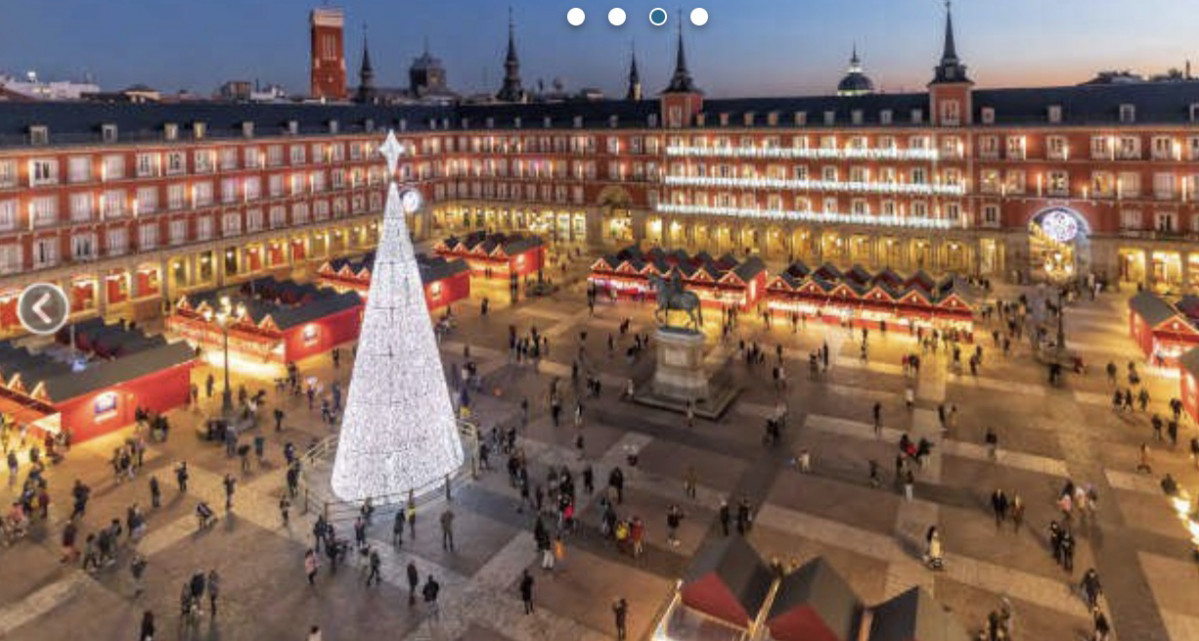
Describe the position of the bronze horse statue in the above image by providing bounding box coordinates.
[649,274,703,330]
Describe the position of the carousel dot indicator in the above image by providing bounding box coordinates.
[690,7,709,26]
[567,7,586,26]
[649,7,668,26]
[608,7,627,26]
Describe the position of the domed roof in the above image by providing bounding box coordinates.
[837,72,874,94]
[836,46,875,96]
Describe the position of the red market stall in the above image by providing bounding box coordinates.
[764,558,862,641]
[318,253,471,312]
[0,334,194,443]
[866,587,971,641]
[654,537,775,641]
[588,247,766,311]
[765,263,976,339]
[167,280,362,366]
[1179,348,1199,424]
[1128,292,1199,366]
[434,232,546,281]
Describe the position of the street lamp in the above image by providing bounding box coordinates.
[203,296,238,415]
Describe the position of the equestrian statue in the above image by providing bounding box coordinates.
[649,273,703,331]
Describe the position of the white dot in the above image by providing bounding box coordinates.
[567,7,586,26]
[608,7,627,26]
[690,7,709,26]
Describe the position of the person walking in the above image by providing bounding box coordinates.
[719,499,730,536]
[990,488,1009,528]
[1136,443,1153,474]
[422,575,441,621]
[307,625,323,641]
[683,466,697,499]
[138,611,155,641]
[406,495,417,540]
[392,510,404,546]
[279,495,291,527]
[206,569,220,618]
[148,475,160,509]
[903,469,915,502]
[984,427,998,461]
[872,402,882,438]
[1081,568,1103,609]
[365,547,382,587]
[440,508,455,551]
[613,597,629,640]
[222,474,236,512]
[130,553,148,597]
[1010,494,1025,533]
[304,549,319,586]
[407,561,419,606]
[519,569,535,614]
[1092,606,1111,640]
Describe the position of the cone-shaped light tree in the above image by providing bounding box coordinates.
[331,130,464,500]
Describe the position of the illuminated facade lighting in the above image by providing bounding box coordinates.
[654,202,959,229]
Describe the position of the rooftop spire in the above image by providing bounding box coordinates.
[931,0,970,84]
[360,25,373,75]
[849,43,861,71]
[356,24,375,103]
[626,41,642,101]
[941,0,958,64]
[496,6,526,101]
[663,14,700,94]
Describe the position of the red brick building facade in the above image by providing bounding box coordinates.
[0,6,1197,337]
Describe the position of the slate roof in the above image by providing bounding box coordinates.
[418,256,470,282]
[1178,347,1199,377]
[681,536,775,626]
[188,280,362,330]
[1129,291,1181,328]
[868,587,970,641]
[3,80,1199,148]
[766,557,862,641]
[39,341,194,402]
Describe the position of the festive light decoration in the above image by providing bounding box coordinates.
[331,130,463,501]
[663,174,966,196]
[665,144,941,161]
[654,203,959,229]
[1038,209,1080,243]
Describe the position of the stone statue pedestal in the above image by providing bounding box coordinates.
[630,327,740,419]
[651,327,709,401]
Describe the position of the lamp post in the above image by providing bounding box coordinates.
[204,296,236,415]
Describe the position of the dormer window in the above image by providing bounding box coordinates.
[1119,104,1136,124]
[399,118,407,132]
[428,118,437,131]
[441,118,449,130]
[980,107,995,125]
[573,115,583,129]
[648,113,658,128]
[514,117,522,129]
[193,122,207,139]
[163,123,178,141]
[461,118,470,129]
[328,119,339,134]
[241,121,255,138]
[363,119,375,133]
[910,109,924,124]
[822,111,834,126]
[101,124,118,143]
[485,117,495,129]
[285,120,298,135]
[608,115,618,128]
[1047,105,1062,124]
[880,109,893,125]
[717,113,729,126]
[1191,104,1199,123]
[743,112,755,126]
[851,110,863,125]
[794,111,807,126]
[695,114,706,127]
[29,125,48,146]
[767,112,779,126]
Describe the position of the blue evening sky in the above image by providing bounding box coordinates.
[0,0,1195,98]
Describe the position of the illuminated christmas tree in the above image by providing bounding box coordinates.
[331,130,464,500]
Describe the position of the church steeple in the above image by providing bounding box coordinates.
[355,26,376,104]
[496,7,526,102]
[626,44,642,101]
[931,0,970,84]
[663,20,700,94]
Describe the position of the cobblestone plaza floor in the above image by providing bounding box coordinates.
[1,255,1197,641]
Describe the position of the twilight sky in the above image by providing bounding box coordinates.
[0,0,1196,98]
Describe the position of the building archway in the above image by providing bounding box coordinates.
[597,186,634,245]
[1028,206,1091,282]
